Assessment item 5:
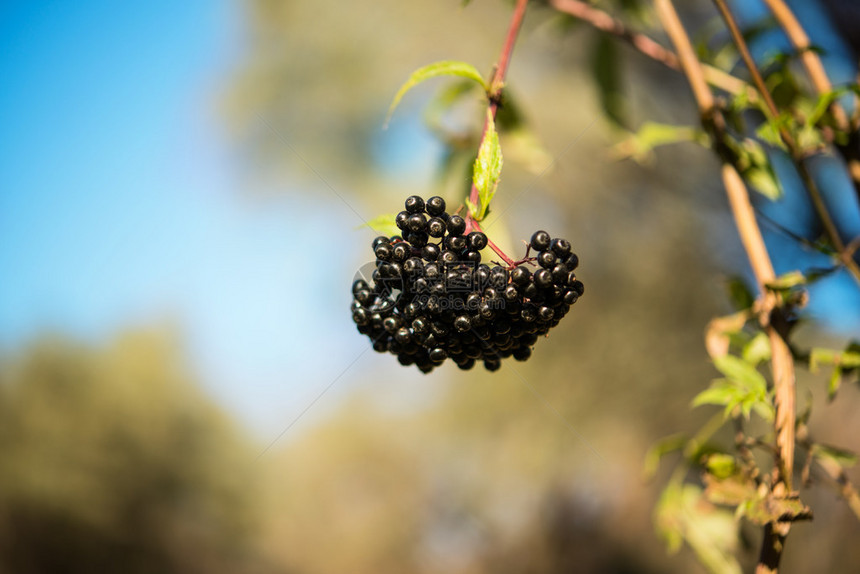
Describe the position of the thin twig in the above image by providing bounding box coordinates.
[550,0,752,98]
[760,0,850,131]
[760,0,860,202]
[815,454,860,521]
[712,0,860,286]
[654,2,797,571]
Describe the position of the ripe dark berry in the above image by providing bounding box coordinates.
[564,253,579,271]
[511,266,530,286]
[395,211,409,230]
[531,230,551,251]
[392,242,410,262]
[454,315,471,332]
[426,195,446,216]
[407,213,427,233]
[537,250,557,269]
[463,250,481,264]
[468,232,488,251]
[374,243,392,261]
[429,347,447,362]
[534,268,553,288]
[421,244,440,261]
[427,217,446,238]
[570,280,585,296]
[405,195,425,214]
[446,235,467,252]
[447,214,466,236]
[551,238,571,258]
[371,236,390,251]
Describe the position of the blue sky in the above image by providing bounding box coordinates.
[0,0,415,438]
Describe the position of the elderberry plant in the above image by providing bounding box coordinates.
[351,195,582,373]
[351,0,582,373]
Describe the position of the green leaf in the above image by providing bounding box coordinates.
[755,118,788,151]
[713,355,767,395]
[705,453,738,480]
[612,122,704,164]
[743,494,811,526]
[386,61,488,127]
[812,443,858,468]
[472,109,503,221]
[765,270,806,291]
[828,365,842,400]
[691,380,738,410]
[643,433,687,479]
[742,332,771,366]
[654,484,742,574]
[809,347,838,372]
[745,165,781,200]
[726,276,755,311]
[591,33,626,128]
[360,213,400,238]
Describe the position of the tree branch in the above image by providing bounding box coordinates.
[654,2,797,572]
[550,0,752,98]
[712,0,860,286]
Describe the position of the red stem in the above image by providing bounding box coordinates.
[465,0,529,264]
[469,219,516,267]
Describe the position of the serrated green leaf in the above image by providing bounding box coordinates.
[842,350,860,369]
[360,213,400,238]
[713,355,767,395]
[813,443,858,468]
[828,365,842,400]
[643,433,687,479]
[612,122,704,163]
[745,165,781,200]
[705,453,738,479]
[726,276,755,311]
[691,380,738,409]
[742,332,771,366]
[808,89,842,126]
[809,347,837,372]
[755,119,788,151]
[386,61,488,127]
[766,270,806,291]
[654,484,742,574]
[472,109,503,221]
[744,494,810,526]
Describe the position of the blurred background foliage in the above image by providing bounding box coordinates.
[2,0,859,572]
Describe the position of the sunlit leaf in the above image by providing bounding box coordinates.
[360,213,400,238]
[643,433,687,479]
[742,332,771,366]
[654,484,742,574]
[812,443,858,468]
[386,60,488,127]
[713,355,767,395]
[472,109,503,221]
[611,122,705,164]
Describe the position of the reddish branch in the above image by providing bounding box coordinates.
[462,0,529,268]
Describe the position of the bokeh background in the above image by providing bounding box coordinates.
[1,1,859,572]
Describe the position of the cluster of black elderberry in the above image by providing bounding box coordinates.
[351,195,583,373]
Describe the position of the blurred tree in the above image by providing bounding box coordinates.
[0,331,279,574]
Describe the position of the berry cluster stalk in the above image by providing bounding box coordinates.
[464,0,530,268]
